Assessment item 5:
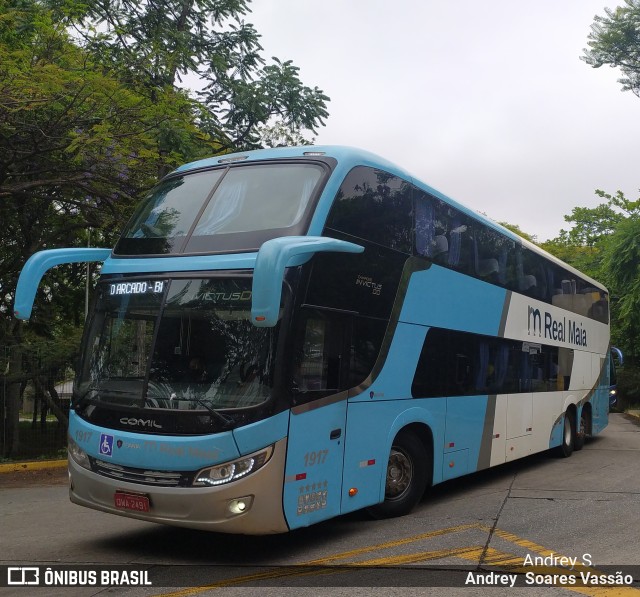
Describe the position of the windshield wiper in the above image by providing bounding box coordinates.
[194,398,235,430]
[76,385,136,409]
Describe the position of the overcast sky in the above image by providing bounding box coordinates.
[243,1,640,241]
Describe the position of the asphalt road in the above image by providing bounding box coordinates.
[2,413,640,596]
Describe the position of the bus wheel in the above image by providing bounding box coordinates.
[556,411,575,458]
[574,409,590,451]
[367,430,429,519]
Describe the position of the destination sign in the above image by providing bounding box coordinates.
[108,281,165,296]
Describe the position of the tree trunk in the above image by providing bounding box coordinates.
[4,346,23,457]
[34,377,69,428]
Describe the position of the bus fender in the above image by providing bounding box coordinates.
[377,407,439,502]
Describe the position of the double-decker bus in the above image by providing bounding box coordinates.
[14,146,611,534]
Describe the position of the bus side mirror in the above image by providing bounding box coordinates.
[251,236,364,327]
[14,248,111,320]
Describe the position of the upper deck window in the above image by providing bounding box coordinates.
[325,166,413,253]
[115,162,326,255]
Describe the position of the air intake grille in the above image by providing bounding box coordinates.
[91,458,195,487]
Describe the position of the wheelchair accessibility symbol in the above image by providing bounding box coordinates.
[99,433,114,457]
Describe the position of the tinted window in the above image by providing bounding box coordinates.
[116,170,224,255]
[326,166,413,253]
[293,309,347,398]
[415,192,473,274]
[305,236,406,320]
[115,163,326,255]
[348,316,386,388]
[78,278,281,411]
[412,327,572,398]
[291,308,386,404]
[184,163,324,251]
[414,191,608,324]
[472,225,516,286]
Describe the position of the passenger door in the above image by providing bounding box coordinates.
[282,309,349,530]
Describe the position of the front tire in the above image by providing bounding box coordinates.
[367,430,429,519]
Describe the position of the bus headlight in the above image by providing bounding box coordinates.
[68,436,91,471]
[193,446,273,487]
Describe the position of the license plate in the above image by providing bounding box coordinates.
[114,491,150,512]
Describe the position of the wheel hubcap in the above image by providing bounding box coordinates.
[564,416,572,445]
[385,448,413,500]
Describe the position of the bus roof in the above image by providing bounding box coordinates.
[174,145,606,293]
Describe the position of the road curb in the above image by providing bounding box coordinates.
[626,410,640,421]
[0,459,67,474]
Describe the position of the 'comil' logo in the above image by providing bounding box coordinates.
[528,306,542,337]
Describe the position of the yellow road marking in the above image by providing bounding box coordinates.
[151,524,640,596]
[303,522,481,565]
[153,525,481,597]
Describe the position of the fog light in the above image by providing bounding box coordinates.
[227,496,254,517]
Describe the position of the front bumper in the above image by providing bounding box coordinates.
[69,438,289,534]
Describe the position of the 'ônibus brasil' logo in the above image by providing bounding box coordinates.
[527,306,587,347]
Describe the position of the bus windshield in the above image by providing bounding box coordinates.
[114,162,326,255]
[77,278,282,412]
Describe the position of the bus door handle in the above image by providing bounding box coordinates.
[330,429,342,440]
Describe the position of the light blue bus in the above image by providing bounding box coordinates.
[14,146,611,534]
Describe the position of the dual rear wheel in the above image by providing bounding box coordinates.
[558,407,591,457]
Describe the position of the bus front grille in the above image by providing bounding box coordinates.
[91,458,194,487]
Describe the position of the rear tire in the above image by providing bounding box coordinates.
[367,430,429,519]
[556,411,575,458]
[574,408,589,451]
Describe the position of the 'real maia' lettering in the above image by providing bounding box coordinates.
[527,306,588,347]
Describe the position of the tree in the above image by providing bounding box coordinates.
[497,222,537,243]
[583,0,640,96]
[540,190,640,280]
[0,0,201,331]
[541,189,640,361]
[0,0,203,455]
[59,0,330,153]
[602,214,640,359]
[1,0,330,456]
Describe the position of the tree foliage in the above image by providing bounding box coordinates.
[1,0,330,342]
[583,0,640,96]
[0,1,202,340]
[60,0,330,152]
[602,214,640,355]
[0,0,330,455]
[541,189,640,361]
[497,222,537,243]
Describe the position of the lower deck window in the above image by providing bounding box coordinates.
[412,327,574,398]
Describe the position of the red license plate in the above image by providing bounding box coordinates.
[114,491,150,512]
